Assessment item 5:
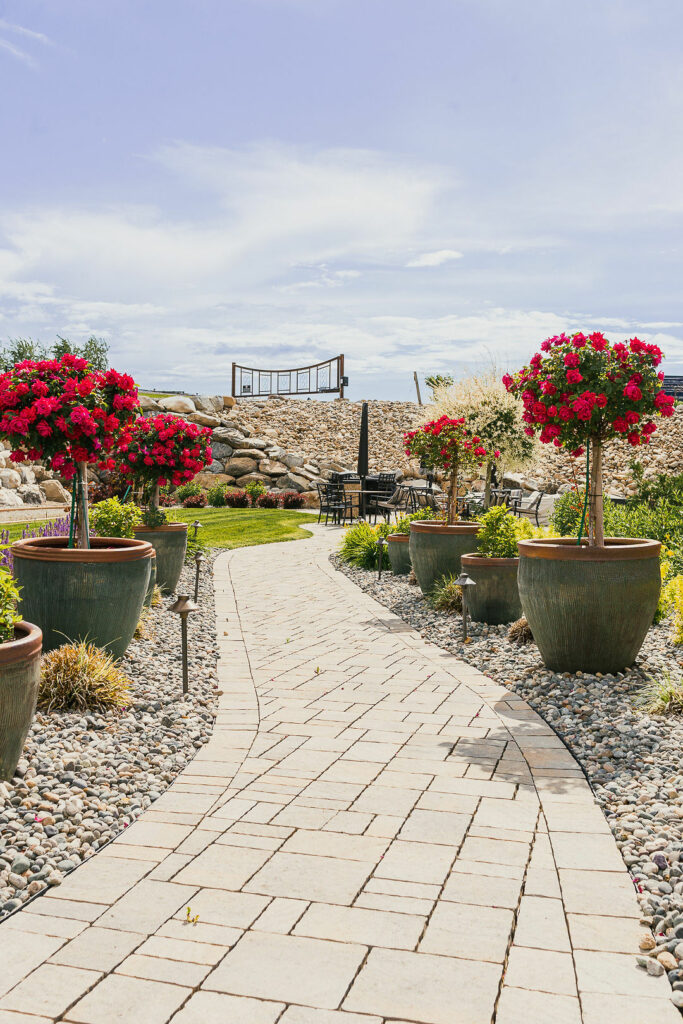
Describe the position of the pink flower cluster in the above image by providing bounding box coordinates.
[0,355,138,479]
[119,413,212,487]
[503,332,674,455]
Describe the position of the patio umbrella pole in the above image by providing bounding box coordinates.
[357,401,369,520]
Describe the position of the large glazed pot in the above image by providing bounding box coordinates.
[518,537,661,674]
[0,621,42,781]
[143,549,157,609]
[460,554,521,625]
[409,521,480,596]
[133,523,187,594]
[386,534,411,575]
[12,537,152,659]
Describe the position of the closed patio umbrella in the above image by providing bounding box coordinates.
[357,402,369,517]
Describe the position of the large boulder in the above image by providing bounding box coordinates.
[213,427,249,446]
[236,472,271,488]
[195,471,235,488]
[0,469,21,489]
[227,448,268,460]
[230,437,269,451]
[41,479,71,502]
[190,412,221,428]
[207,460,225,474]
[18,485,43,505]
[275,473,311,493]
[223,395,236,409]
[158,395,197,414]
[211,442,233,460]
[139,394,161,411]
[259,460,288,476]
[0,487,21,506]
[281,453,305,470]
[225,456,259,477]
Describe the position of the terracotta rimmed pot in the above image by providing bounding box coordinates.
[460,554,522,625]
[143,549,157,609]
[409,520,481,596]
[386,534,411,575]
[0,621,42,781]
[12,537,152,659]
[517,537,661,674]
[133,523,187,594]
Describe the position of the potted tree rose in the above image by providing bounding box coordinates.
[404,416,498,595]
[505,331,674,672]
[0,568,41,781]
[3,354,152,658]
[120,413,212,593]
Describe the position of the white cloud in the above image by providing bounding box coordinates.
[406,249,464,268]
[0,18,52,68]
[0,37,35,67]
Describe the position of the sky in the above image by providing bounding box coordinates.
[0,0,682,400]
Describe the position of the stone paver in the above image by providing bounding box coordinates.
[0,527,677,1022]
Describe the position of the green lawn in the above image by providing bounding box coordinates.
[166,507,315,548]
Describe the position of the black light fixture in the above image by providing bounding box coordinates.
[193,550,205,603]
[454,572,476,640]
[169,594,198,694]
[192,520,202,541]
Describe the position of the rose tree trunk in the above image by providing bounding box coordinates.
[588,436,604,548]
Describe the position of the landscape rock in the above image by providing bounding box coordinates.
[158,395,196,415]
[41,479,70,502]
[189,412,221,428]
[275,472,310,492]
[236,472,271,487]
[0,487,21,506]
[0,469,21,489]
[225,457,259,477]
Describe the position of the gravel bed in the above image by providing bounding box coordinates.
[334,555,683,1006]
[0,554,219,922]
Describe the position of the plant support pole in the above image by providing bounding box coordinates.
[577,446,590,546]
[589,436,604,547]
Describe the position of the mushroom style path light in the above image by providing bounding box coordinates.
[455,571,476,641]
[169,594,198,695]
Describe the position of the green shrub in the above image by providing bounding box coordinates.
[339,521,391,569]
[175,482,202,503]
[207,483,227,507]
[90,497,142,539]
[430,574,462,613]
[549,490,586,535]
[392,508,439,534]
[0,569,21,643]
[475,506,521,558]
[39,642,132,712]
[244,480,267,504]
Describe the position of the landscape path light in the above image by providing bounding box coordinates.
[454,572,476,641]
[193,550,205,603]
[192,520,202,541]
[169,594,198,695]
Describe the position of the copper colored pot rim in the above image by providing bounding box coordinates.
[410,521,480,536]
[0,620,42,665]
[134,523,188,534]
[517,537,661,561]
[387,534,410,543]
[461,554,519,568]
[12,537,154,563]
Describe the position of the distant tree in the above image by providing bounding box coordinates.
[424,374,454,399]
[0,338,47,370]
[429,370,538,507]
[53,335,109,371]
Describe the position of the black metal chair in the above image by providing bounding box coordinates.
[511,490,544,526]
[316,483,354,525]
[373,484,415,523]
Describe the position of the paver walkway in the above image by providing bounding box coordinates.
[0,527,678,1024]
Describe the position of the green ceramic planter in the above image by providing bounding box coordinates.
[409,521,480,596]
[0,621,42,782]
[12,537,152,659]
[134,523,188,594]
[460,554,521,624]
[518,537,661,673]
[386,534,411,575]
[143,550,157,609]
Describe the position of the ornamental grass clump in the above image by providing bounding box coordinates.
[507,616,534,645]
[504,332,675,546]
[0,354,139,546]
[404,417,498,525]
[39,642,132,712]
[430,574,463,614]
[637,671,683,716]
[339,521,392,569]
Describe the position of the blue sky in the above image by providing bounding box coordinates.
[1,0,682,399]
